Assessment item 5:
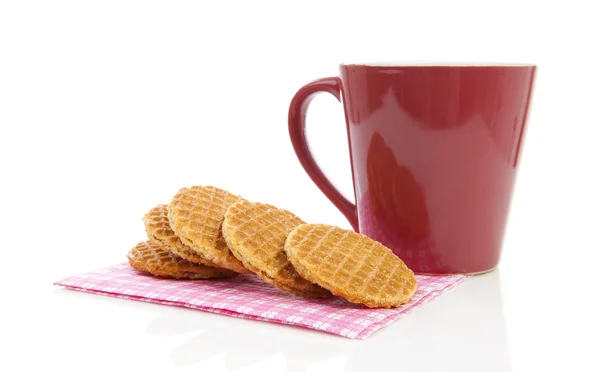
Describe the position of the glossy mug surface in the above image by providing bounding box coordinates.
[289,63,536,274]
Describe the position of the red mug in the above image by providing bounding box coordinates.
[288,63,536,274]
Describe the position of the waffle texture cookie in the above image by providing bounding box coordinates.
[143,204,224,268]
[167,186,250,274]
[284,224,417,308]
[222,201,331,299]
[127,240,238,279]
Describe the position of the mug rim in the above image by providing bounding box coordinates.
[342,61,535,67]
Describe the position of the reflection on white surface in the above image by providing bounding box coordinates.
[348,270,512,372]
[145,310,354,371]
[140,270,510,372]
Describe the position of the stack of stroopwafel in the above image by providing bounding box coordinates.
[128,185,417,308]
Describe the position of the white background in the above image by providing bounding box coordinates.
[1,1,598,371]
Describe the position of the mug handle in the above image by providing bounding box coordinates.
[288,77,359,231]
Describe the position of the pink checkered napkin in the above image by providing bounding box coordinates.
[55,263,465,339]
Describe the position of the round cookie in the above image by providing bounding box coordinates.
[284,224,417,308]
[127,240,238,280]
[143,204,223,268]
[222,201,331,299]
[167,186,251,274]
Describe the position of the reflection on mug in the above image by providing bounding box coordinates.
[360,133,447,273]
[366,133,429,239]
